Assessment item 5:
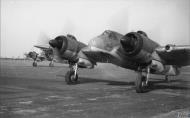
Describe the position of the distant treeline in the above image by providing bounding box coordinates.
[0,58,68,64]
[0,57,28,60]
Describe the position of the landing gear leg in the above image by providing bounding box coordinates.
[65,63,79,84]
[135,67,150,93]
[49,60,54,67]
[33,60,37,67]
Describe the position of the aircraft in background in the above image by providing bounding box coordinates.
[48,30,190,93]
[24,45,54,67]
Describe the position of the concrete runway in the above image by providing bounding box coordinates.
[0,59,190,118]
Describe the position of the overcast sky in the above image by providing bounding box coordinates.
[1,0,190,58]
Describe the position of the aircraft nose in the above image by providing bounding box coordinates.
[120,33,138,52]
[49,39,58,48]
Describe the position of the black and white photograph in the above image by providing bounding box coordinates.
[0,0,190,117]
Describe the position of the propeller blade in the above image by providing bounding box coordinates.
[37,32,51,45]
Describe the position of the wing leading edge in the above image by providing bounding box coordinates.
[155,45,190,66]
[81,46,117,63]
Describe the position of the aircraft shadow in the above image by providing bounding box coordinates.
[79,77,189,90]
[27,65,66,68]
[58,75,189,92]
[78,77,135,86]
[148,79,190,91]
[79,77,190,92]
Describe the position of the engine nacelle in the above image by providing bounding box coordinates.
[78,58,94,69]
[165,44,175,52]
[120,31,160,64]
[28,51,38,60]
[150,60,179,76]
[59,36,79,62]
[150,60,165,73]
[50,35,87,62]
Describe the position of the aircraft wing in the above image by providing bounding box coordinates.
[81,46,118,63]
[155,45,190,66]
[34,45,51,51]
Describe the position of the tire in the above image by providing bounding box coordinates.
[135,72,146,93]
[33,62,37,67]
[65,71,78,84]
[165,75,169,82]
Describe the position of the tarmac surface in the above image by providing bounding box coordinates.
[0,59,190,118]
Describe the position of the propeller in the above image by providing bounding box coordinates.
[37,32,51,45]
[36,32,57,62]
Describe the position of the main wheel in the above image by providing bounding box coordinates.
[65,70,78,84]
[33,61,37,67]
[49,62,54,67]
[165,75,169,82]
[135,72,147,93]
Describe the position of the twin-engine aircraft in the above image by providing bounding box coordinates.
[25,45,54,67]
[49,30,190,93]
